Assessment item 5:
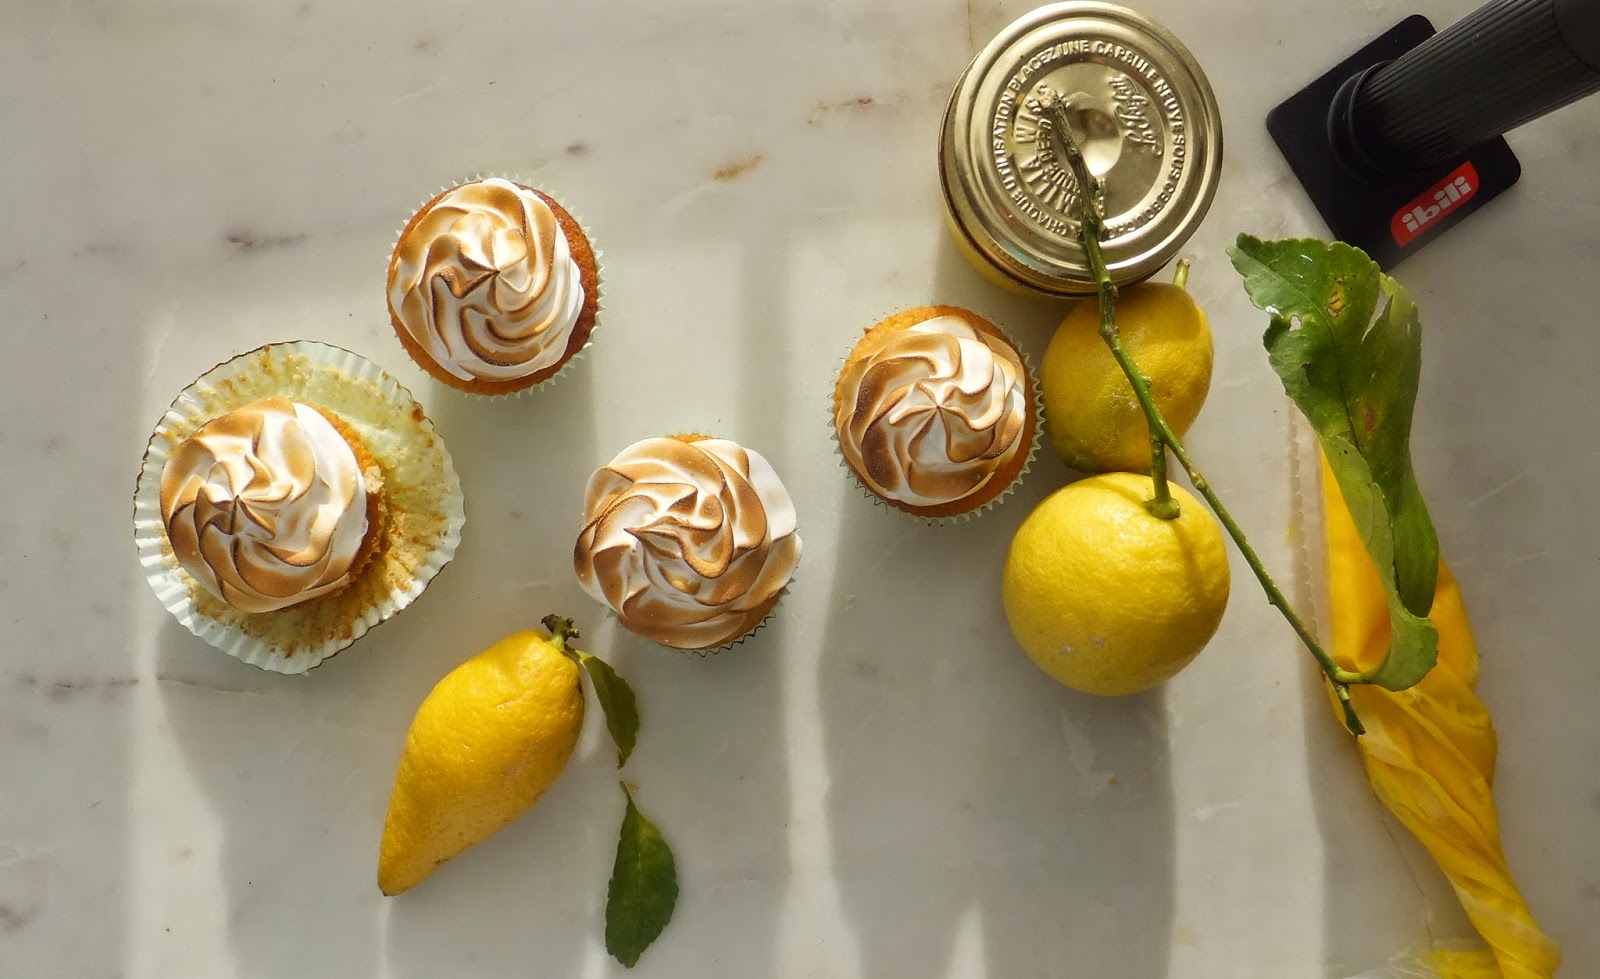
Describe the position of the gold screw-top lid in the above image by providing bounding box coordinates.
[941,2,1223,295]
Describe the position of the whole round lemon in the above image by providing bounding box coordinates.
[379,628,584,895]
[1002,473,1230,696]
[1041,282,1213,473]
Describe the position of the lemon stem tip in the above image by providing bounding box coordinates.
[1144,497,1181,520]
[541,614,579,654]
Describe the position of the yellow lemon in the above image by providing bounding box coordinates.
[379,629,584,895]
[1041,282,1213,473]
[1002,473,1230,695]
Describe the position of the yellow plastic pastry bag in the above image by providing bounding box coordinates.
[1322,455,1560,979]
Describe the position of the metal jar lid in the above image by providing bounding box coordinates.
[940,2,1223,295]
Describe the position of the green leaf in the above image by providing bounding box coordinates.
[577,651,639,768]
[1228,234,1440,690]
[605,783,678,968]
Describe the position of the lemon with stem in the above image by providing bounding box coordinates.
[377,616,677,970]
[1041,264,1214,474]
[379,619,587,896]
[1004,473,1230,695]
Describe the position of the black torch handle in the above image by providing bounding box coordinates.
[1333,0,1600,173]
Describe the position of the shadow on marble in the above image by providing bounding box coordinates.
[818,231,1172,978]
[156,618,393,979]
[0,236,142,973]
[574,205,806,976]
[819,493,1176,978]
[0,599,135,977]
[586,626,793,977]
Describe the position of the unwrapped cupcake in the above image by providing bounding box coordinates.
[574,436,801,652]
[832,305,1038,521]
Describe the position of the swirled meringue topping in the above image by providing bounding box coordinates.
[835,314,1030,509]
[160,397,370,613]
[388,178,586,383]
[574,438,801,649]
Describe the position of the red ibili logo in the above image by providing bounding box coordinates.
[1391,162,1479,247]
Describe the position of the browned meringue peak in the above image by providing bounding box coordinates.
[574,437,801,649]
[160,397,369,613]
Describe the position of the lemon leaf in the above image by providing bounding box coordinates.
[1229,234,1439,690]
[605,783,678,968]
[577,651,638,768]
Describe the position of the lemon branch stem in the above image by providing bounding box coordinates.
[541,614,579,657]
[1173,258,1191,291]
[1043,94,1175,518]
[1043,96,1365,735]
[1161,438,1365,733]
[1088,235,1179,519]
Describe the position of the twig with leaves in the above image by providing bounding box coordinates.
[1038,92,1415,735]
[544,615,680,968]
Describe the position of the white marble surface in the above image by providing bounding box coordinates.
[2,0,1596,976]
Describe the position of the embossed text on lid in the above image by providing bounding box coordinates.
[941,2,1223,294]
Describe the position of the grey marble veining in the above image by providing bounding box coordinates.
[2,0,1596,976]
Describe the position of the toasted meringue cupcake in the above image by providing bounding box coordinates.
[574,435,801,652]
[134,341,465,673]
[832,305,1038,520]
[386,178,599,397]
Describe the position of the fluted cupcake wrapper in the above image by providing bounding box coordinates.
[386,172,603,402]
[133,341,467,674]
[597,579,793,658]
[826,309,1043,527]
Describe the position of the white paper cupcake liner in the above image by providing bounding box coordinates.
[385,173,602,402]
[600,583,793,658]
[133,341,466,674]
[827,307,1043,526]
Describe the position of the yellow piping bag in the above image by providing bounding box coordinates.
[1323,454,1560,979]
